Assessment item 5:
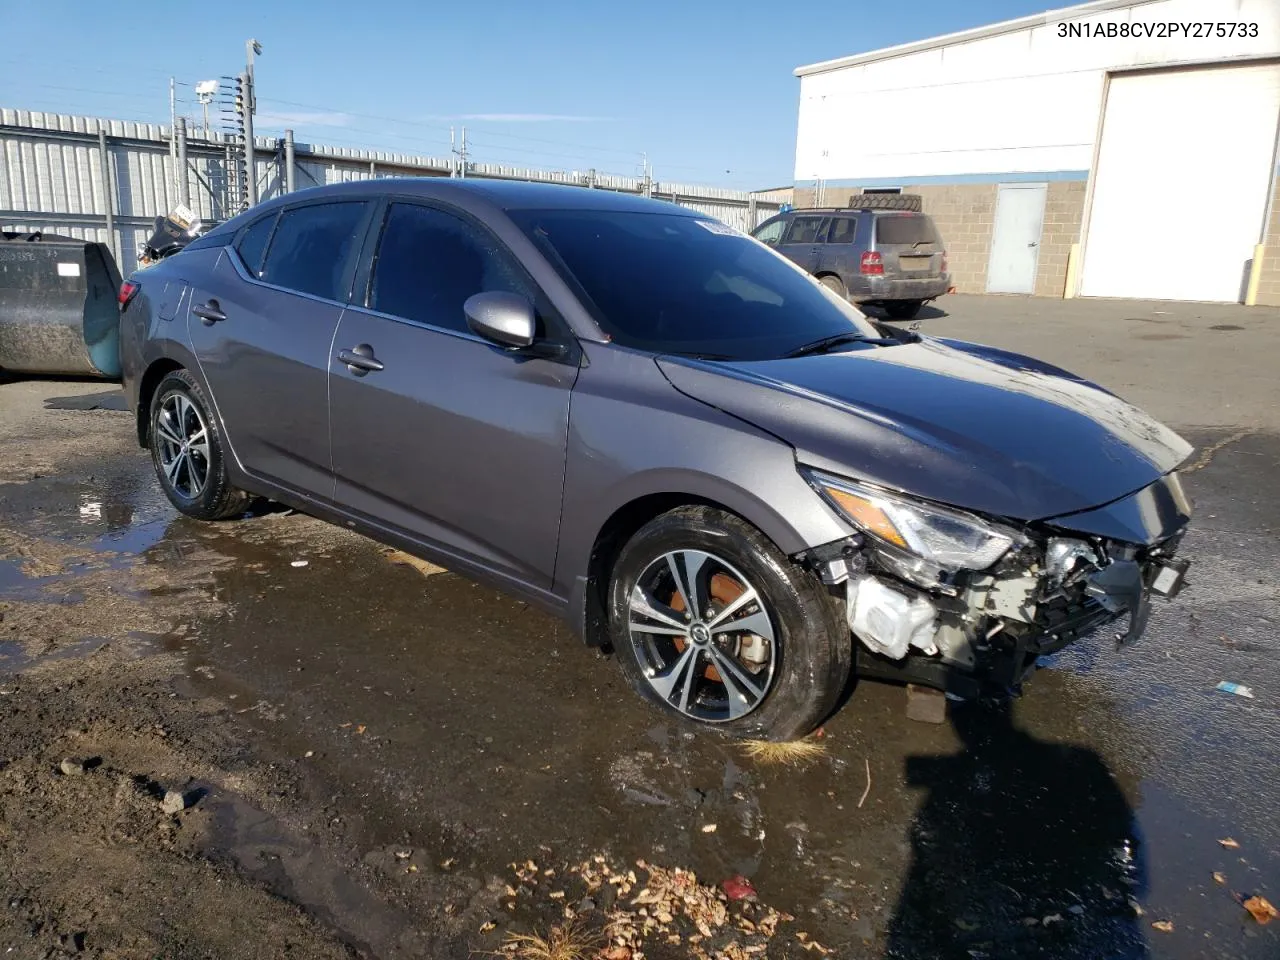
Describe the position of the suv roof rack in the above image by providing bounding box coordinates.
[798,193,924,213]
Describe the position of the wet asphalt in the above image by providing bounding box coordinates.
[3,300,1279,959]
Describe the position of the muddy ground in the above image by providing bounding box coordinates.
[1,297,1277,959]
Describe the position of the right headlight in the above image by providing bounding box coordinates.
[806,470,1021,572]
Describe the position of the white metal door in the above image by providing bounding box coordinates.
[986,183,1047,294]
[1081,63,1280,302]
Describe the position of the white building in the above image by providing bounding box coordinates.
[792,0,1280,304]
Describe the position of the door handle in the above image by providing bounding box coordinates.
[192,300,227,325]
[337,343,384,376]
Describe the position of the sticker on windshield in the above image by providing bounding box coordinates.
[695,219,743,237]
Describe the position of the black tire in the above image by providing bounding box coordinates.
[853,193,922,212]
[818,274,847,300]
[609,506,851,741]
[884,299,924,320]
[148,369,254,521]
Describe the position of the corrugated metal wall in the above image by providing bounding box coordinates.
[2,108,780,272]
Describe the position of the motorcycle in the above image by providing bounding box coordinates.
[136,203,212,266]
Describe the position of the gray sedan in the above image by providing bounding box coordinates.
[119,179,1192,740]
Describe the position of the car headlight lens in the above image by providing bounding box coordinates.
[807,471,1018,571]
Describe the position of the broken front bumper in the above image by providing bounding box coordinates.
[807,473,1192,699]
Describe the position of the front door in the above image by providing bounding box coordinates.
[986,183,1046,295]
[328,201,578,588]
[186,199,371,496]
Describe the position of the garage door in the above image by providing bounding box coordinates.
[1081,63,1280,302]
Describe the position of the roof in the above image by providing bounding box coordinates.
[785,207,929,215]
[794,0,1164,76]
[252,176,700,215]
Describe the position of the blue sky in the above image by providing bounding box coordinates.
[2,0,1058,189]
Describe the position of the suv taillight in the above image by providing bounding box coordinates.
[860,251,884,275]
[118,280,140,309]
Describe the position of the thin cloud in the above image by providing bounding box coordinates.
[255,110,354,128]
[434,113,613,123]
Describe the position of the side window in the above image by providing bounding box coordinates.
[751,218,785,245]
[370,203,535,335]
[260,202,368,301]
[783,217,825,244]
[234,213,276,277]
[826,217,858,244]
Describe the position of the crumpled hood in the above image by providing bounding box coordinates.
[657,337,1192,522]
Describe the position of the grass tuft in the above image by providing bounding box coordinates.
[739,738,827,766]
[500,922,601,960]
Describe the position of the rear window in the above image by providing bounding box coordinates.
[874,215,939,245]
[260,202,367,301]
[234,214,276,277]
[826,217,858,244]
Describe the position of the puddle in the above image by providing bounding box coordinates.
[0,635,111,673]
[44,390,128,412]
[204,792,430,957]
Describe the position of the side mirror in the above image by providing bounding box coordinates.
[464,291,535,349]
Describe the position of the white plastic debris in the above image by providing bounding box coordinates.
[290,560,308,568]
[847,576,937,660]
[1215,681,1255,699]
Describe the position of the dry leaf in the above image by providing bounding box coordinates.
[355,725,366,734]
[479,921,496,933]
[440,857,456,869]
[701,823,717,833]
[1213,872,1227,885]
[1218,838,1240,849]
[1151,920,1174,933]
[1243,896,1277,925]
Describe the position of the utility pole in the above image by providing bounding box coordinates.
[243,40,262,207]
[169,77,177,199]
[641,152,653,198]
[452,127,468,179]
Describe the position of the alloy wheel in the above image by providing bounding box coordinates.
[154,392,210,500]
[627,549,777,722]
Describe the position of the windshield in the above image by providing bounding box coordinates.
[508,209,881,360]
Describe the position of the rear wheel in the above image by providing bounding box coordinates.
[149,369,254,521]
[884,299,924,320]
[609,506,850,741]
[818,274,847,300]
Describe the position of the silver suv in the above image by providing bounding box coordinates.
[752,206,950,319]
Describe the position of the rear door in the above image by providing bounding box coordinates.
[775,215,828,274]
[874,213,943,281]
[327,200,579,588]
[186,200,372,497]
[814,215,859,283]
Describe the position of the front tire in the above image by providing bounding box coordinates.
[609,506,851,741]
[149,369,253,521]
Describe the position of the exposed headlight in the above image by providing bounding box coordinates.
[807,470,1020,572]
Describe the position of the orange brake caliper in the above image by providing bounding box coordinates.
[668,573,746,683]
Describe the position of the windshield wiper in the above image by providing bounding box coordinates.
[784,332,897,358]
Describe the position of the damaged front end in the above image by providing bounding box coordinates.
[800,470,1192,699]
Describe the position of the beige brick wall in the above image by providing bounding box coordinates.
[910,184,997,294]
[792,180,1087,296]
[1255,179,1280,307]
[1035,181,1087,297]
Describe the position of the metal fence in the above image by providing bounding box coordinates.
[1,108,782,273]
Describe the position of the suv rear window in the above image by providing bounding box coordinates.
[874,215,939,245]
